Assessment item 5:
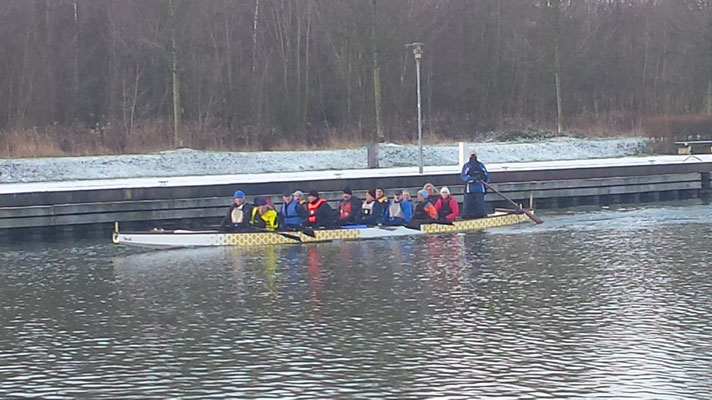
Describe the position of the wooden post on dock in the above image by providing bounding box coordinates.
[367,143,379,168]
[458,142,466,166]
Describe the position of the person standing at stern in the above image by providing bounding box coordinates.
[460,152,490,219]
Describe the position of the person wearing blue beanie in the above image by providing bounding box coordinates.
[220,189,253,231]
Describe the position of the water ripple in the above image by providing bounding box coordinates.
[1,204,712,398]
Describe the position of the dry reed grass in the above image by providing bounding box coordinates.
[642,115,712,153]
[1,114,646,159]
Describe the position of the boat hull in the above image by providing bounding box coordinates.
[112,211,531,248]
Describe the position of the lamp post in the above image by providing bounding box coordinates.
[406,42,424,174]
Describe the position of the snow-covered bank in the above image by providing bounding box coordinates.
[0,137,648,184]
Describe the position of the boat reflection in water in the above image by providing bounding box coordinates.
[105,204,712,398]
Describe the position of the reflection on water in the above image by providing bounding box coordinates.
[1,203,712,398]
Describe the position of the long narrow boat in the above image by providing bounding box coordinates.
[112,209,533,248]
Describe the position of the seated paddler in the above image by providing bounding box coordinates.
[280,190,306,230]
[383,189,413,226]
[250,196,279,231]
[337,186,362,225]
[220,190,253,231]
[305,190,334,228]
[413,189,438,221]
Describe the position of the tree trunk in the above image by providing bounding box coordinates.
[707,2,712,115]
[252,0,260,74]
[552,0,564,136]
[371,0,384,143]
[303,0,311,124]
[168,0,182,148]
[73,0,79,120]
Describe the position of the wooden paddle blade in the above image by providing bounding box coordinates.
[523,209,544,224]
[301,228,317,238]
[276,232,302,242]
[480,180,543,224]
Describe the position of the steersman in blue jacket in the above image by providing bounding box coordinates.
[460,152,491,218]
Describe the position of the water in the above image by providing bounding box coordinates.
[1,202,712,399]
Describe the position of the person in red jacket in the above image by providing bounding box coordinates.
[434,186,459,221]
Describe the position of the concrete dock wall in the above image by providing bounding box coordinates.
[1,156,711,233]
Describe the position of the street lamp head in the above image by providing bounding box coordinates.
[405,42,424,60]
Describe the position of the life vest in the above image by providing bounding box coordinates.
[251,207,278,230]
[307,198,326,224]
[231,204,246,224]
[282,199,302,226]
[438,197,452,219]
[389,201,404,219]
[377,196,388,204]
[362,200,375,216]
[339,200,353,220]
[415,201,434,220]
[250,207,263,227]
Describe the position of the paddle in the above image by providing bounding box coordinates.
[479,180,543,224]
[248,226,303,242]
[297,226,317,238]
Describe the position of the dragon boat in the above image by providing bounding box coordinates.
[112,209,530,248]
[112,209,533,248]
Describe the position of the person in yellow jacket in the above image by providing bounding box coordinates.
[250,197,279,231]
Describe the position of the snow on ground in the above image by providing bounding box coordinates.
[0,137,648,184]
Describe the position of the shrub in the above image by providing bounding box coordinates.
[643,115,712,153]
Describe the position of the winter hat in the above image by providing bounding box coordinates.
[367,189,376,198]
[343,186,352,195]
[418,189,429,198]
[293,190,304,198]
[440,186,450,194]
[233,190,245,199]
[282,190,293,197]
[256,197,268,206]
[308,190,319,198]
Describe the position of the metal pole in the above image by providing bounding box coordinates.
[416,55,423,174]
[407,42,424,174]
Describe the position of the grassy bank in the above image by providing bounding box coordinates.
[0,117,652,159]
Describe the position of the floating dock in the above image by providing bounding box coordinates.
[1,155,711,235]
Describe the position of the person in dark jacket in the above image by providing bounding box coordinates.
[361,189,386,226]
[280,190,306,230]
[293,190,307,207]
[460,152,491,218]
[423,183,440,204]
[305,190,334,228]
[337,186,362,225]
[413,189,438,221]
[220,190,253,231]
[375,187,389,206]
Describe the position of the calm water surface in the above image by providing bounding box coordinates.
[1,202,712,399]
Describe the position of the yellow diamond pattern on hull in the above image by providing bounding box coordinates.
[214,229,361,246]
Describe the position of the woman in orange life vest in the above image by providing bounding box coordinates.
[305,190,334,228]
[413,189,438,221]
[337,186,362,225]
